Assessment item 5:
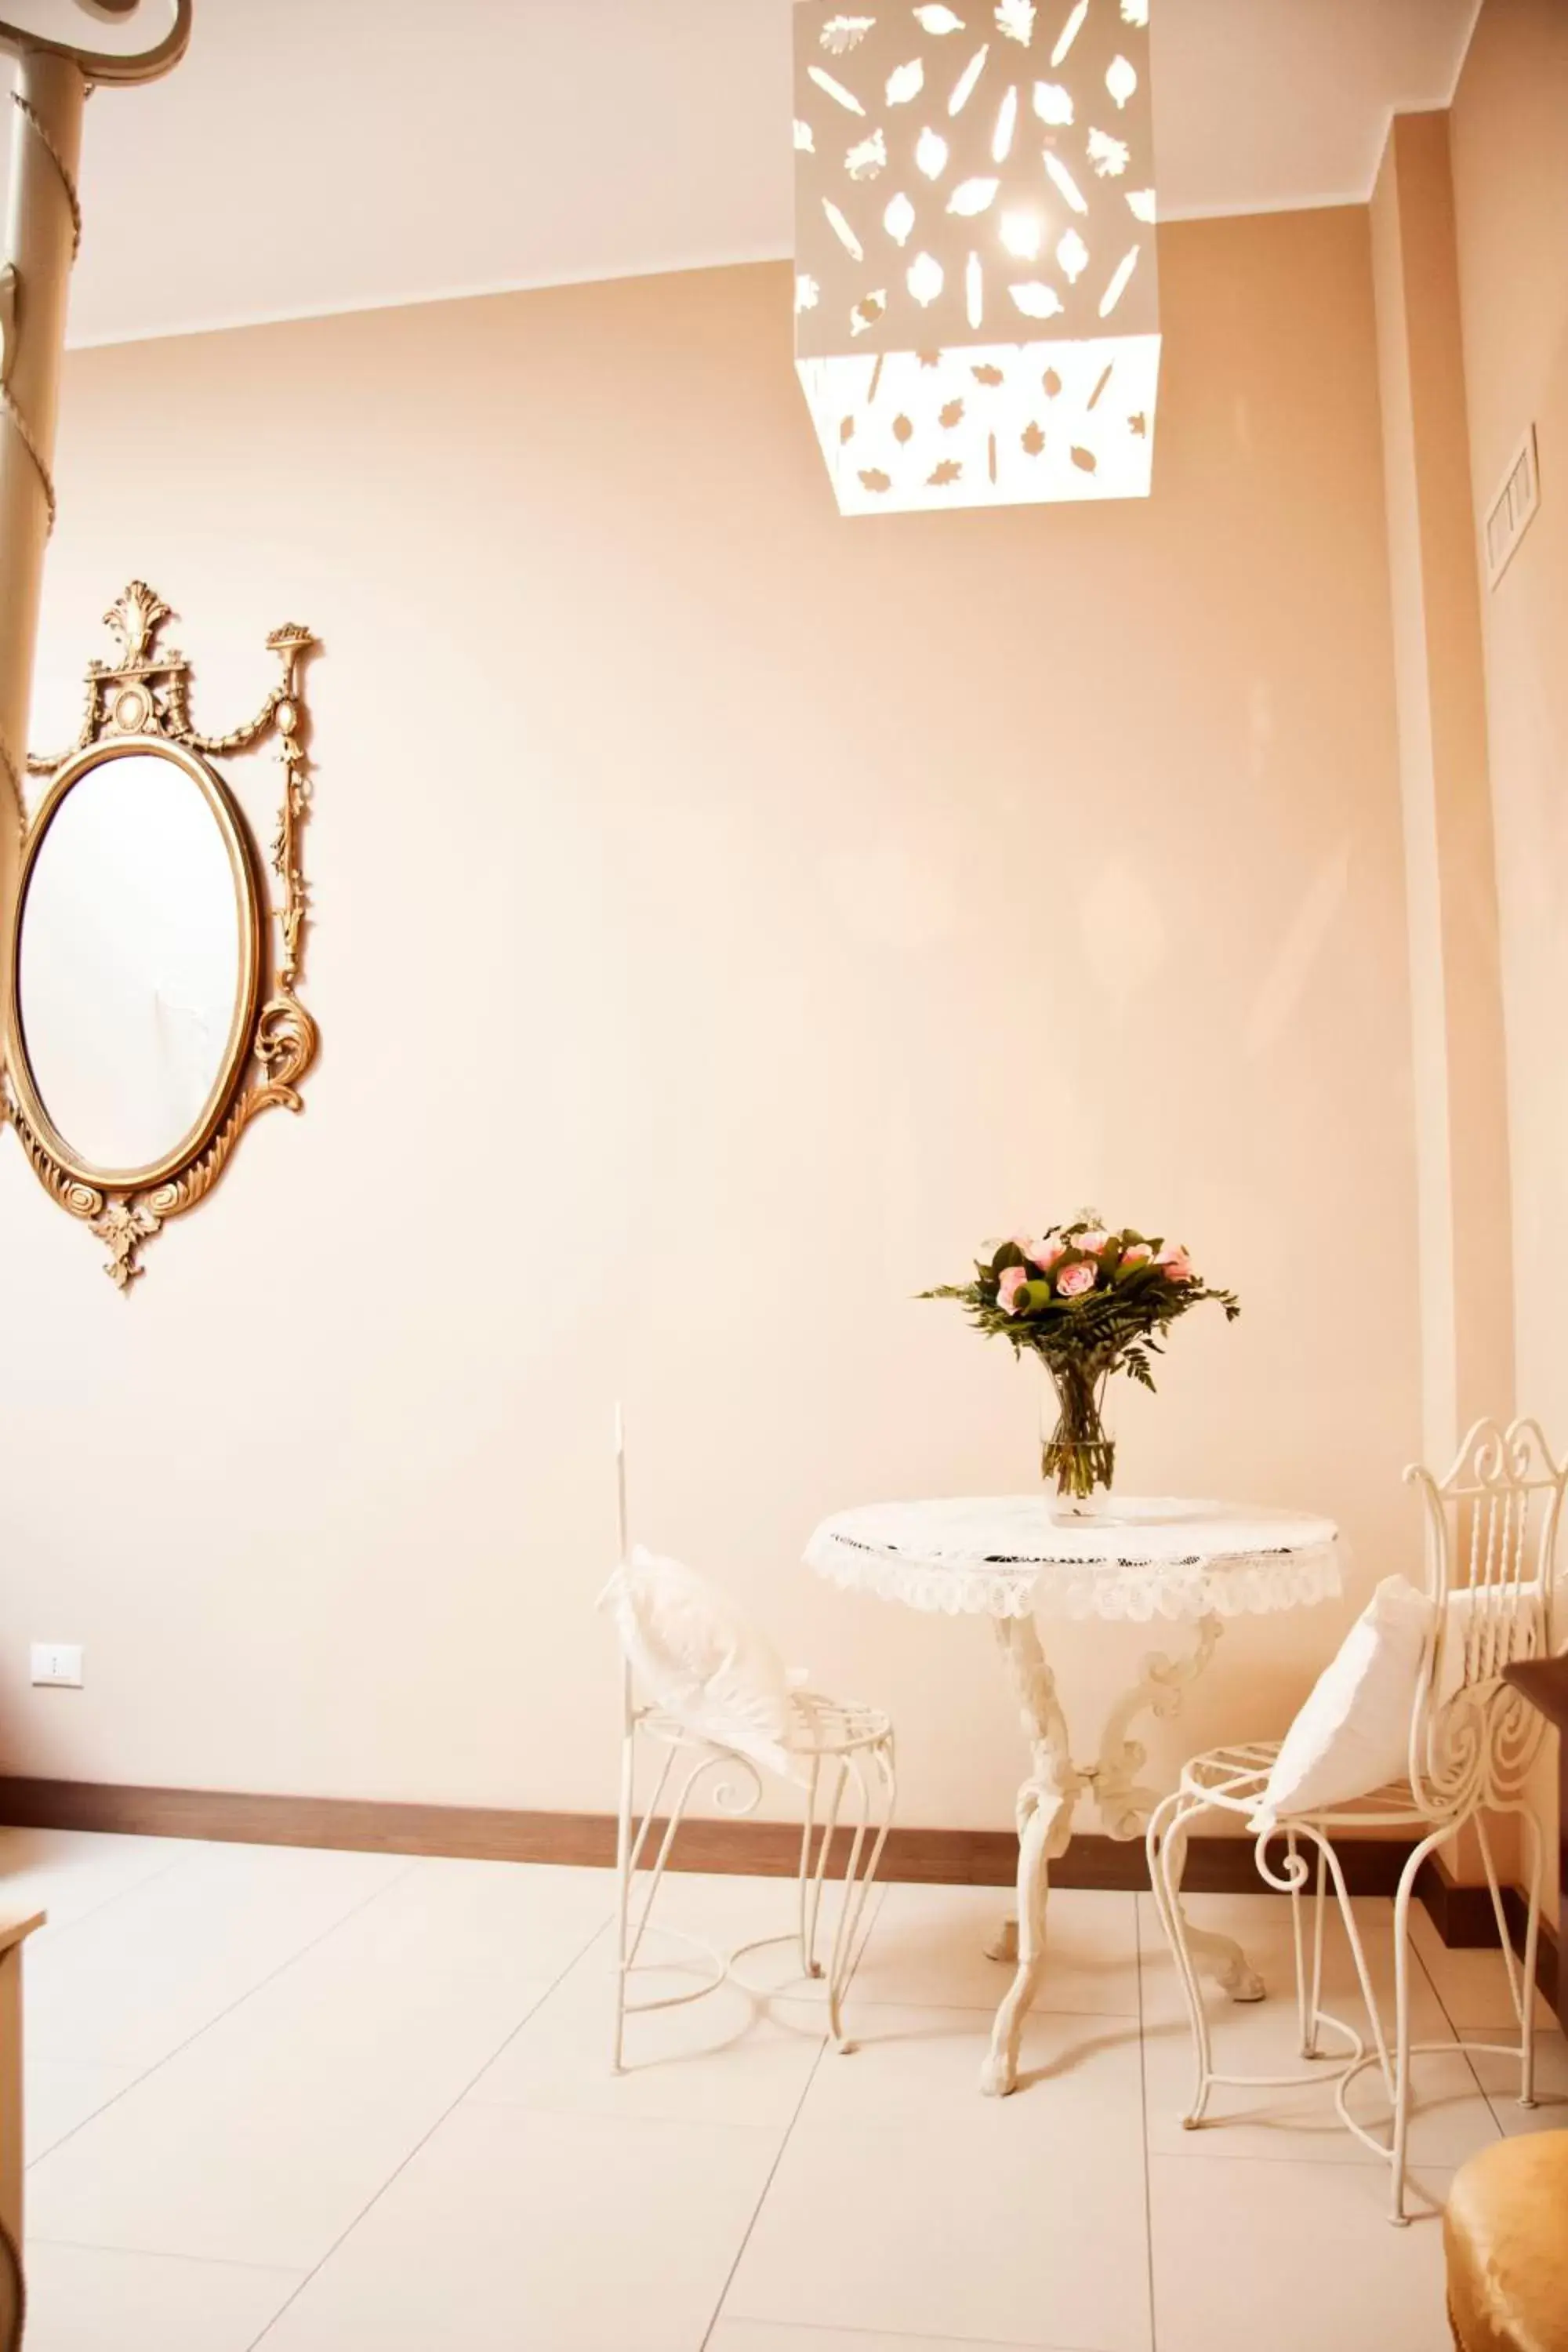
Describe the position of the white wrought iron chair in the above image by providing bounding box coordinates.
[1147,1417,1566,2223]
[605,1412,895,2073]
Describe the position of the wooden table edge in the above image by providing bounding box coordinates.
[0,1911,44,1956]
[1503,1656,1568,1729]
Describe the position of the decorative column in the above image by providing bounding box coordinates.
[0,2,191,1000]
[0,16,191,2249]
[0,45,83,855]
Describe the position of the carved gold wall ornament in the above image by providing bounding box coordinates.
[1,582,318,1287]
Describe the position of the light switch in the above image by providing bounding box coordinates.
[30,1642,83,1688]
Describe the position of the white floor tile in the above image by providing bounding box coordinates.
[468,1940,826,2129]
[1135,1889,1448,2031]
[26,1860,579,2269]
[1141,1994,1499,2167]
[376,1853,616,1975]
[0,1827,186,1939]
[257,2103,782,2352]
[724,2067,1151,2350]
[1465,2022,1568,2136]
[627,1866,879,1943]
[1148,2154,1453,2352]
[851,1882,1139,2016]
[20,2241,302,2352]
[794,2002,1144,2143]
[25,1840,412,2067]
[1137,1884,1504,2167]
[6,1834,1528,2352]
[1406,1903,1557,2031]
[612,1864,887,1999]
[24,2057,140,2161]
[709,2328,1063,2352]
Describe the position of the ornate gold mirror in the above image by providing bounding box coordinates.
[14,739,262,1185]
[2,583,318,1287]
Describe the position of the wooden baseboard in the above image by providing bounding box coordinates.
[1501,1885,1561,2015]
[1416,1853,1562,2016]
[1416,1853,1558,1976]
[1414,1852,1502,1947]
[0,1773,1414,1892]
[0,1775,1555,2001]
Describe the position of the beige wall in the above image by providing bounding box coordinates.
[1450,0,1568,1899]
[0,213,1423,1826]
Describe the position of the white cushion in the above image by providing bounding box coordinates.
[1252,1576,1434,1830]
[601,1545,793,1774]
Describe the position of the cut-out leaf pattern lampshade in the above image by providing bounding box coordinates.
[793,0,1160,515]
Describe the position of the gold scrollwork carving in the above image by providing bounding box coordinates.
[2,583,319,1287]
[0,1091,102,1220]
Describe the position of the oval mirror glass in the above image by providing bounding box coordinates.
[16,746,256,1181]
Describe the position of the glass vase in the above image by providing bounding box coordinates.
[1040,1355,1117,1519]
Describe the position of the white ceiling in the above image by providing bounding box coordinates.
[0,0,1481,350]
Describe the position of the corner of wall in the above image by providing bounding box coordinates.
[1368,104,1515,1473]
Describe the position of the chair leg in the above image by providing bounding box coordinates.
[1502,1803,1544,2109]
[622,1748,683,1974]
[1476,1813,1524,2031]
[1283,1832,1329,2061]
[1474,1805,1544,2108]
[1390,1842,1421,2227]
[611,1706,637,2075]
[823,1741,895,2053]
[1300,1831,1392,2101]
[1283,1832,1327,2059]
[1307,1840,1328,2058]
[802,1756,847,1989]
[1389,1823,1458,2226]
[608,1741,701,2076]
[796,1755,825,1981]
[1147,1789,1216,2128]
[1287,1832,1309,2058]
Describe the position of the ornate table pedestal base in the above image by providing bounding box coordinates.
[979,1611,1264,2098]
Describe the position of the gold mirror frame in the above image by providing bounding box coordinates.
[11,735,263,1192]
[1,581,318,1287]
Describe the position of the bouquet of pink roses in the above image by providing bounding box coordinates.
[921,1216,1238,1505]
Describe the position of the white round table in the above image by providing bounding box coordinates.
[804,1494,1344,2095]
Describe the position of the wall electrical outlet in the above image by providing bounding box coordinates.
[31,1642,83,1688]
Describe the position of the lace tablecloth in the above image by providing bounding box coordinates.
[804,1494,1343,1624]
